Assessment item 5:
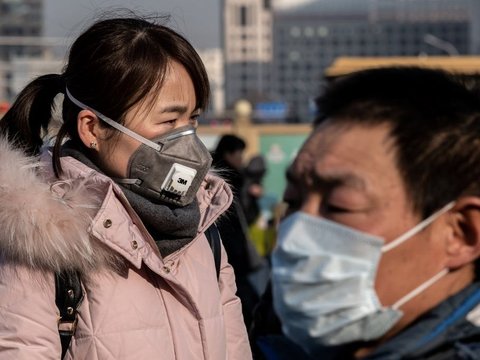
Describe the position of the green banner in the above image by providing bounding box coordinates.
[259,134,308,204]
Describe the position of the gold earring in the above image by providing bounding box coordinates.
[89,141,97,149]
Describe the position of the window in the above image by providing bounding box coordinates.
[290,27,301,38]
[317,26,329,38]
[240,6,247,26]
[289,51,300,61]
[304,27,314,37]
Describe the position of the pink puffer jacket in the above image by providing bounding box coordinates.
[0,139,252,360]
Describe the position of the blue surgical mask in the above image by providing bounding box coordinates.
[271,202,454,355]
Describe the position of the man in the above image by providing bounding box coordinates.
[270,67,480,359]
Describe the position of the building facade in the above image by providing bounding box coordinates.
[0,0,44,102]
[0,0,43,60]
[222,0,273,109]
[223,0,473,123]
[272,0,471,122]
[198,48,225,118]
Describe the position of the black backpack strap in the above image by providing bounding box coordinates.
[55,271,84,359]
[205,223,222,279]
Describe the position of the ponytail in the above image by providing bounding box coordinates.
[0,73,64,156]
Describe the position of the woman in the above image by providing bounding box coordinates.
[0,16,251,359]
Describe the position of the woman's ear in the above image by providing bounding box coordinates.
[446,196,480,269]
[77,110,102,151]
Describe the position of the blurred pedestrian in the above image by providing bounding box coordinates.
[212,134,265,329]
[212,134,246,196]
[0,15,251,359]
[242,154,266,226]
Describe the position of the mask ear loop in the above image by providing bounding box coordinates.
[391,268,449,310]
[65,87,161,151]
[382,201,455,310]
[382,202,456,253]
[114,178,142,185]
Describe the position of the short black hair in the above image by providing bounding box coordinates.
[315,67,480,218]
[212,134,246,165]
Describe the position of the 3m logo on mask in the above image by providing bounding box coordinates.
[160,163,197,200]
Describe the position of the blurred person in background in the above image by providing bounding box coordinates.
[255,67,480,359]
[212,134,266,329]
[243,154,276,258]
[242,154,267,226]
[0,14,251,359]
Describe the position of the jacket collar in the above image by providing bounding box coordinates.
[58,154,233,233]
[0,136,231,274]
[367,281,480,359]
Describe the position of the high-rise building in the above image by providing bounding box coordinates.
[273,0,471,122]
[198,48,225,118]
[0,0,44,102]
[221,0,273,109]
[471,0,480,54]
[0,0,44,60]
[223,0,473,123]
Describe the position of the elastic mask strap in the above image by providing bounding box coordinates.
[114,178,142,185]
[65,87,161,151]
[392,268,449,310]
[382,202,455,253]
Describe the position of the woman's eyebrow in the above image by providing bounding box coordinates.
[158,105,188,114]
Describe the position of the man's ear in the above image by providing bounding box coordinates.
[446,196,480,269]
[77,110,102,151]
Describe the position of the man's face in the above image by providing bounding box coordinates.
[224,149,244,171]
[284,121,451,331]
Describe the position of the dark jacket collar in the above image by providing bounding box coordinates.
[366,282,480,359]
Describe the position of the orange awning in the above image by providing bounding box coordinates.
[325,56,480,78]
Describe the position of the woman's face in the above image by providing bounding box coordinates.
[95,61,200,178]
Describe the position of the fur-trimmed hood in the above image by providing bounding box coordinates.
[0,138,232,274]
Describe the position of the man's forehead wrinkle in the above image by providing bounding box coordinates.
[295,123,385,193]
[308,142,370,192]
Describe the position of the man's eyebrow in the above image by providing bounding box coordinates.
[312,171,366,190]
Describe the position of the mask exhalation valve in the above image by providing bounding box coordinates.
[160,163,197,197]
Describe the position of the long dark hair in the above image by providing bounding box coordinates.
[0,15,210,176]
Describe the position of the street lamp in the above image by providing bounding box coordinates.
[423,33,459,56]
